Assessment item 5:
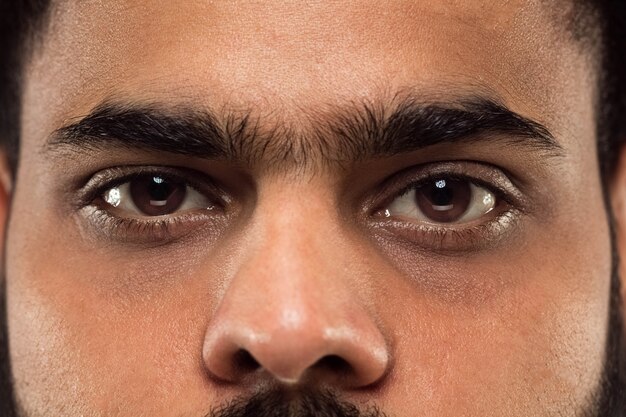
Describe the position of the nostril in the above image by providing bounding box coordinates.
[313,354,353,377]
[233,349,260,373]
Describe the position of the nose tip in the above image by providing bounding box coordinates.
[202,308,390,388]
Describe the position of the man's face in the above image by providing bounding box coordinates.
[3,0,620,416]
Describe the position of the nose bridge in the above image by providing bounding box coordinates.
[241,185,356,314]
[256,192,340,296]
[202,187,390,387]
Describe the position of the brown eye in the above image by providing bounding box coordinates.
[415,179,472,223]
[129,176,186,216]
[102,175,213,217]
[385,177,496,224]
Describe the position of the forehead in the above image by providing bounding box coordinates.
[23,0,593,146]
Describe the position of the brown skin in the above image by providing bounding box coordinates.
[2,0,622,415]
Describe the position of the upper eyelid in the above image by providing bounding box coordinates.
[407,176,514,208]
[365,161,530,217]
[396,174,501,199]
[77,166,227,208]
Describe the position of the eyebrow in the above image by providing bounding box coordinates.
[46,95,563,169]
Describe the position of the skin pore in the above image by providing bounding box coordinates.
[1,0,625,416]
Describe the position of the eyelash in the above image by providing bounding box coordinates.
[77,163,525,250]
[373,209,520,252]
[78,167,226,243]
[369,169,525,251]
[393,174,512,207]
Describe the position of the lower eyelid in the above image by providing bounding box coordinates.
[370,205,521,252]
[78,202,226,245]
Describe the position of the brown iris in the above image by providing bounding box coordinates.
[129,176,187,216]
[415,178,472,223]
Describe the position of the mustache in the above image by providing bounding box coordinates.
[207,389,387,417]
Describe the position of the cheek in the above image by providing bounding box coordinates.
[7,263,91,414]
[373,246,610,415]
[5,202,234,414]
[374,193,612,413]
[7,197,91,413]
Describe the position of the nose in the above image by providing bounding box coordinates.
[202,200,390,388]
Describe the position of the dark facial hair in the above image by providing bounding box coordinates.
[586,228,626,417]
[0,276,16,417]
[206,389,385,417]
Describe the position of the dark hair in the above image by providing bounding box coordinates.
[0,0,49,172]
[0,1,625,176]
[595,0,626,180]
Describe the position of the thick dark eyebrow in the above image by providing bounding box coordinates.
[46,95,563,167]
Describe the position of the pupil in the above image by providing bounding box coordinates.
[429,179,454,207]
[148,177,173,201]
